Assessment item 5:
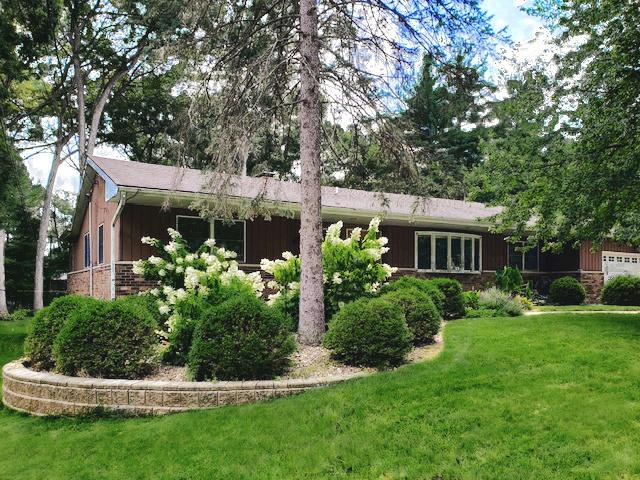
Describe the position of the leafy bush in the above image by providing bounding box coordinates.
[548,276,586,305]
[323,297,412,368]
[5,308,30,322]
[431,278,465,319]
[262,217,397,322]
[461,290,479,310]
[514,294,534,310]
[53,296,157,378]
[477,287,523,317]
[380,288,441,344]
[24,295,99,370]
[271,288,300,331]
[601,275,640,306]
[188,293,296,381]
[132,227,264,338]
[465,308,504,318]
[378,276,446,316]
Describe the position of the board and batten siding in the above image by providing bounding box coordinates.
[580,240,637,271]
[71,177,117,271]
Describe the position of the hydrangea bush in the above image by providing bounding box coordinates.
[262,217,397,321]
[132,228,264,336]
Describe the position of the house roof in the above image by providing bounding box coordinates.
[70,155,503,237]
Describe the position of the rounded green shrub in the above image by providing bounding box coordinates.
[601,275,640,306]
[53,296,157,379]
[379,276,446,316]
[381,288,441,344]
[323,297,412,368]
[462,290,479,310]
[271,289,300,331]
[24,295,99,370]
[548,276,586,305]
[431,278,465,319]
[188,293,296,381]
[162,294,209,366]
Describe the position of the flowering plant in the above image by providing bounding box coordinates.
[261,217,397,322]
[133,228,263,334]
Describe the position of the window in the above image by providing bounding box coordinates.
[213,219,245,262]
[415,231,482,273]
[83,233,91,268]
[97,224,104,264]
[176,216,246,262]
[176,216,211,252]
[507,242,539,271]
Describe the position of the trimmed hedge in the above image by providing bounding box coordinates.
[431,278,465,319]
[379,276,446,316]
[24,295,99,370]
[188,293,296,381]
[381,288,441,344]
[548,276,586,305]
[601,275,640,306]
[53,296,157,379]
[323,297,412,368]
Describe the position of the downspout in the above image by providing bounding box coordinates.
[110,192,127,299]
[89,200,93,297]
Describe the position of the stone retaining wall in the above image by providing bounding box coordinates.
[2,361,365,416]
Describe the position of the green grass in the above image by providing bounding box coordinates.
[534,304,640,312]
[3,313,640,479]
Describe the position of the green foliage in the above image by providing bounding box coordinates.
[8,309,30,322]
[271,288,300,331]
[378,276,446,316]
[161,294,207,366]
[380,288,441,344]
[53,296,157,379]
[461,290,479,310]
[464,307,505,318]
[264,218,396,322]
[477,287,523,317]
[548,277,586,306]
[601,275,640,306]
[496,266,524,294]
[188,293,295,381]
[323,297,412,368]
[431,278,465,319]
[24,295,99,370]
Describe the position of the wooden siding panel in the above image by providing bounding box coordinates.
[580,240,637,271]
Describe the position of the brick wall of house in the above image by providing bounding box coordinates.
[67,265,111,299]
[114,263,157,297]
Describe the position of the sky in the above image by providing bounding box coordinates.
[24,0,550,197]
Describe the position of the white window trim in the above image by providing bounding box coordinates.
[414,231,482,274]
[97,223,105,265]
[83,232,91,268]
[176,215,247,263]
[506,242,540,272]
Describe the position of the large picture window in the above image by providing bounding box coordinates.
[176,216,246,262]
[507,242,539,271]
[415,232,482,273]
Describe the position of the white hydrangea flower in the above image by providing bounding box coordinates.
[365,248,382,260]
[175,265,184,274]
[368,217,381,231]
[132,260,145,275]
[282,251,295,260]
[380,247,390,255]
[204,238,216,248]
[382,263,397,277]
[267,291,282,305]
[167,313,180,332]
[378,236,389,246]
[371,282,380,293]
[148,256,162,265]
[158,269,166,277]
[167,228,181,240]
[149,288,160,297]
[165,263,175,271]
[141,236,157,245]
[175,288,187,300]
[350,227,362,242]
[326,220,343,238]
[185,254,195,263]
[332,272,343,285]
[222,249,237,259]
[162,285,174,295]
[164,242,178,254]
[288,281,300,290]
[267,280,279,289]
[198,285,210,297]
[260,258,276,274]
[158,304,171,315]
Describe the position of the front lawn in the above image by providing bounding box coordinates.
[534,304,640,312]
[2,313,640,479]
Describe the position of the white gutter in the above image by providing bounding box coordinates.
[110,192,127,299]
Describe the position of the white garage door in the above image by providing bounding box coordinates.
[602,251,640,282]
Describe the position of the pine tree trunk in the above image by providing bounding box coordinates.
[297,0,325,345]
[33,143,63,311]
[0,229,8,317]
